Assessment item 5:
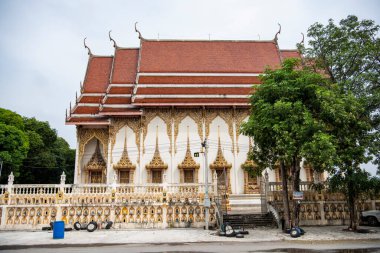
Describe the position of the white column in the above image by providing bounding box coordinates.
[139,121,144,184]
[232,113,238,194]
[171,113,175,184]
[106,127,113,184]
[74,128,80,184]
[201,108,206,183]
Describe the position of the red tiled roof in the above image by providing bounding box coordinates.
[83,56,113,93]
[66,38,300,125]
[111,49,139,84]
[139,40,281,73]
[138,75,262,84]
[137,87,252,95]
[78,95,103,104]
[281,50,301,60]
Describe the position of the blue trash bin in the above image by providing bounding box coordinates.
[53,221,65,239]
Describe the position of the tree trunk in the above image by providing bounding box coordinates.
[280,160,291,230]
[291,157,301,227]
[347,168,358,231]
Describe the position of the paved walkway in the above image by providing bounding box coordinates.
[0,226,379,248]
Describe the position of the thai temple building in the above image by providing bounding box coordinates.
[66,26,310,190]
[1,26,376,230]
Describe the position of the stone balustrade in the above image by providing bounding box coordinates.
[0,179,217,230]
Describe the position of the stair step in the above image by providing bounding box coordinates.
[222,213,277,228]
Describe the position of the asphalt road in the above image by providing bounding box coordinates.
[1,241,380,253]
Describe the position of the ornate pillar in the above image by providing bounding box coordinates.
[232,109,238,194]
[106,128,113,184]
[74,127,80,184]
[139,118,144,184]
[170,109,175,184]
[201,107,206,184]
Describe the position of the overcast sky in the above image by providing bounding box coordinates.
[0,0,379,174]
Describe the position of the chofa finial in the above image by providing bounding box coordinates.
[135,22,143,39]
[83,37,92,56]
[108,30,118,48]
[274,23,281,43]
[300,32,305,45]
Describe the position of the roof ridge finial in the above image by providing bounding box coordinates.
[274,23,281,43]
[83,37,92,56]
[300,32,305,45]
[108,30,118,48]
[135,22,143,40]
[80,81,83,93]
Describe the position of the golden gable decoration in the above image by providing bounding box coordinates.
[146,126,168,170]
[85,140,106,171]
[210,127,232,171]
[178,127,200,183]
[113,129,136,171]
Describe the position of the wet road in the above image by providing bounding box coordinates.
[1,241,380,253]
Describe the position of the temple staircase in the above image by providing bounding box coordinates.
[222,194,277,228]
[228,194,262,214]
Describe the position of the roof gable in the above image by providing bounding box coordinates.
[139,40,282,73]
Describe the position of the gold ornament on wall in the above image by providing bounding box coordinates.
[142,109,172,154]
[146,126,168,171]
[113,128,136,171]
[173,108,203,153]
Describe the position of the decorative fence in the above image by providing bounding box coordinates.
[0,173,218,230]
[267,182,380,226]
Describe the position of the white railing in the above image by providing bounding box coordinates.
[0,183,215,196]
[268,181,319,192]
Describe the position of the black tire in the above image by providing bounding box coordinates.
[105,221,113,229]
[225,224,235,237]
[73,222,81,231]
[368,216,378,226]
[290,228,300,238]
[86,221,97,232]
[235,233,244,238]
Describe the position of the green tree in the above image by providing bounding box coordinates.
[242,59,337,229]
[0,108,29,181]
[0,107,75,184]
[303,15,380,231]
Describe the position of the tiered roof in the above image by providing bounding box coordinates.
[66,30,301,125]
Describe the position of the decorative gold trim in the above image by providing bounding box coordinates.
[146,126,168,171]
[109,118,140,162]
[142,109,172,154]
[205,109,234,152]
[234,108,250,153]
[77,127,109,176]
[85,140,107,171]
[173,109,203,153]
[178,127,200,183]
[210,127,232,171]
[113,129,136,171]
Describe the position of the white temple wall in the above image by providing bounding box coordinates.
[174,116,202,184]
[111,126,139,183]
[236,133,250,194]
[80,138,105,183]
[143,116,171,183]
[208,116,234,191]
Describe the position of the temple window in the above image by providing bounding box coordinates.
[119,170,130,184]
[152,170,162,183]
[184,169,194,183]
